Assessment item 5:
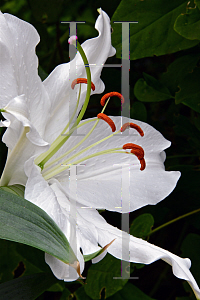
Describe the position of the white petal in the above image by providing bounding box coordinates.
[53,116,180,212]
[24,161,85,281]
[0,12,50,137]
[24,167,200,298]
[43,9,115,143]
[0,96,49,186]
[45,253,84,282]
[79,208,200,299]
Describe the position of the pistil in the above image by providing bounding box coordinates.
[35,37,92,169]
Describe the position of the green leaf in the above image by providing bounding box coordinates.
[174,114,200,151]
[84,249,104,262]
[75,286,92,300]
[174,3,200,40]
[130,213,154,239]
[107,283,155,300]
[0,185,25,198]
[15,242,50,273]
[84,254,128,299]
[0,272,57,300]
[111,0,199,60]
[130,101,147,122]
[134,73,172,102]
[59,287,72,300]
[160,54,199,94]
[0,240,47,284]
[0,189,77,266]
[175,67,200,112]
[83,239,115,262]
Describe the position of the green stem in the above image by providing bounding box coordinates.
[149,208,200,236]
[70,40,91,129]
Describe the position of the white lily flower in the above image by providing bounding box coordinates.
[0,9,179,212]
[1,9,199,299]
[0,9,115,186]
[24,162,200,299]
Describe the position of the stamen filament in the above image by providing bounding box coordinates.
[60,83,82,136]
[35,39,92,169]
[43,99,110,171]
[44,118,98,169]
[43,127,121,176]
[43,148,124,180]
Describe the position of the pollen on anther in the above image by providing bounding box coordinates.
[140,158,146,171]
[97,113,116,132]
[123,143,146,171]
[121,122,144,136]
[71,78,95,91]
[100,92,125,106]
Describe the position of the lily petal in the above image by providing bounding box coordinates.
[0,12,51,137]
[24,164,200,298]
[43,9,115,143]
[0,10,114,186]
[0,96,49,186]
[52,116,180,212]
[25,160,86,281]
[90,209,200,299]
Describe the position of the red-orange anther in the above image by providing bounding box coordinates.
[140,158,146,171]
[131,148,144,161]
[97,113,116,132]
[123,143,146,171]
[121,122,144,136]
[100,92,125,106]
[123,143,138,150]
[71,78,95,91]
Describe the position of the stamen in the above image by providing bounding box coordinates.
[35,37,92,168]
[71,78,95,91]
[140,158,146,171]
[97,113,116,132]
[121,122,144,136]
[100,92,125,106]
[123,143,146,171]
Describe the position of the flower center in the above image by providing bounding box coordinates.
[34,36,146,180]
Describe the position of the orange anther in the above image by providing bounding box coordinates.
[121,122,144,136]
[71,78,95,91]
[97,113,116,132]
[100,92,125,106]
[123,143,146,171]
[123,143,137,150]
[131,147,144,161]
[140,158,146,171]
